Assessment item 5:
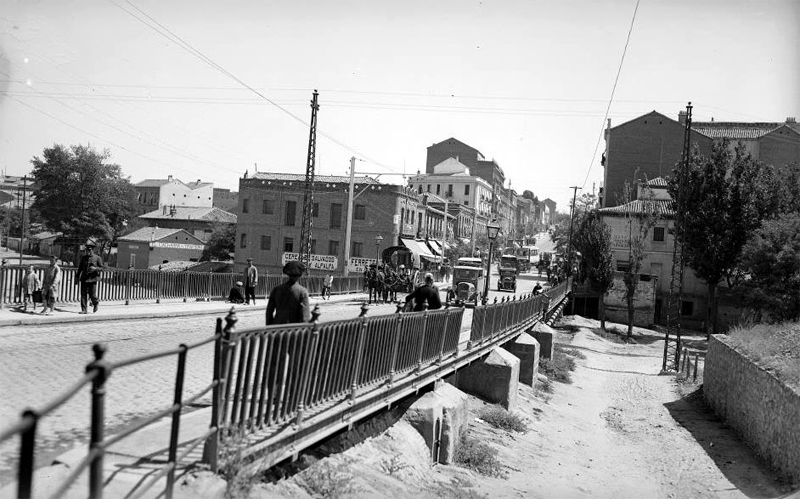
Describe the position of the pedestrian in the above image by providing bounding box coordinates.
[40,255,61,315]
[76,242,104,314]
[533,283,543,295]
[322,273,333,300]
[22,265,41,313]
[228,281,245,304]
[266,261,311,325]
[404,272,442,312]
[244,258,258,305]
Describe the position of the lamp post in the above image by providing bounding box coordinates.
[482,220,501,305]
[374,234,383,267]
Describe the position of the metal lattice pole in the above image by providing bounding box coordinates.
[299,90,320,270]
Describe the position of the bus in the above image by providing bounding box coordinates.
[516,246,539,273]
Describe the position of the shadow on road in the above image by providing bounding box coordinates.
[664,386,796,498]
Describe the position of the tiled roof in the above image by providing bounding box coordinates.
[139,206,237,223]
[598,199,675,218]
[692,122,784,140]
[647,177,668,187]
[188,182,213,190]
[119,227,185,242]
[135,179,172,188]
[250,173,381,185]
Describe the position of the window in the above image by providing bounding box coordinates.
[447,184,453,197]
[681,300,694,316]
[284,238,294,252]
[411,211,415,224]
[312,202,319,217]
[330,203,343,228]
[354,204,366,220]
[311,239,317,254]
[262,199,274,214]
[465,184,470,195]
[129,253,135,268]
[616,260,629,272]
[328,240,339,256]
[418,185,423,194]
[242,199,249,213]
[653,227,665,242]
[260,235,271,250]
[285,200,296,226]
[427,185,431,192]
[240,233,247,249]
[401,208,405,224]
[352,241,363,257]
[436,184,441,195]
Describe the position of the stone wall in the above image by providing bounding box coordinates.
[704,335,800,482]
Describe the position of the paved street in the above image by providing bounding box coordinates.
[0,270,547,485]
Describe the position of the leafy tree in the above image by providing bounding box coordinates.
[201,223,236,261]
[738,214,800,322]
[668,140,774,335]
[573,211,614,330]
[31,144,137,263]
[620,179,661,337]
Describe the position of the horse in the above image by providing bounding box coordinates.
[366,268,384,304]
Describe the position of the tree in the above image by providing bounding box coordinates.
[31,144,137,263]
[573,211,615,330]
[668,140,773,335]
[738,214,800,322]
[620,178,661,337]
[201,224,236,261]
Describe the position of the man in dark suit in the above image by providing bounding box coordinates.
[405,272,442,312]
[76,242,104,314]
[266,261,311,325]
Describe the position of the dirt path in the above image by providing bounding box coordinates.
[211,315,798,499]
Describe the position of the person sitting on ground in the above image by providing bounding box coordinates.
[228,281,245,304]
[404,272,442,312]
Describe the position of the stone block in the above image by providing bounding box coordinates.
[403,392,443,463]
[505,333,540,386]
[455,347,520,410]
[403,383,470,464]
[529,322,555,359]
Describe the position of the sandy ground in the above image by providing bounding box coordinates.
[178,315,799,499]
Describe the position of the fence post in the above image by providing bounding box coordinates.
[207,272,213,301]
[295,318,320,428]
[415,310,429,374]
[156,267,163,304]
[183,273,189,303]
[202,318,225,472]
[87,344,110,499]
[165,344,188,498]
[17,410,37,499]
[662,331,670,372]
[387,312,403,386]
[0,259,6,310]
[125,266,132,306]
[436,310,450,364]
[349,308,369,403]
[693,353,699,381]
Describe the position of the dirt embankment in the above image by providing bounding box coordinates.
[182,316,798,499]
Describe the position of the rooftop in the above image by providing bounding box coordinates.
[249,173,381,185]
[693,122,788,140]
[597,199,675,218]
[119,227,186,242]
[139,206,237,223]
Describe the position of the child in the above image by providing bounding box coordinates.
[22,265,41,313]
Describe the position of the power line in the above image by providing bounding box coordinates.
[580,0,642,190]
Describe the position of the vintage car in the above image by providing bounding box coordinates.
[456,256,484,269]
[451,265,485,306]
[497,255,518,292]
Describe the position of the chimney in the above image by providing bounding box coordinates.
[788,117,797,123]
[162,205,167,215]
[197,179,201,184]
[678,111,687,125]
[167,175,173,182]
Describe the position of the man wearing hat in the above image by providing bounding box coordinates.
[244,258,258,305]
[404,272,442,312]
[76,241,104,314]
[266,260,311,325]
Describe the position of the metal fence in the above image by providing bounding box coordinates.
[678,347,704,382]
[0,264,365,307]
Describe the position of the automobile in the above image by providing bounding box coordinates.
[451,265,485,306]
[497,254,518,292]
[456,256,484,269]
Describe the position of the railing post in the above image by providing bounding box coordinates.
[125,267,132,306]
[17,410,37,499]
[387,311,403,386]
[415,310,429,374]
[87,344,110,499]
[182,272,189,303]
[202,318,225,472]
[207,272,213,301]
[349,309,369,403]
[693,353,699,381]
[436,310,450,364]
[0,259,7,310]
[295,317,321,428]
[165,344,188,499]
[662,331,670,372]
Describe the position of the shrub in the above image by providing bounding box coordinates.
[727,321,800,388]
[478,405,528,433]
[454,433,505,478]
[539,348,577,384]
[299,460,357,498]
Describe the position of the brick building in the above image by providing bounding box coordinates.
[117,227,205,269]
[603,111,800,208]
[138,206,236,242]
[212,188,239,212]
[236,173,436,275]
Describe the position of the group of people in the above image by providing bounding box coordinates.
[19,243,104,316]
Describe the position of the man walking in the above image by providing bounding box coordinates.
[266,261,311,325]
[40,255,61,315]
[244,258,258,305]
[322,273,333,300]
[76,242,103,314]
[404,272,442,312]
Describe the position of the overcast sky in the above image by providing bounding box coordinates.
[1,0,798,209]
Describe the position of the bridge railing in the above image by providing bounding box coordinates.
[0,263,365,307]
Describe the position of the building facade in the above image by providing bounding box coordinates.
[134,176,214,215]
[138,206,237,242]
[117,227,206,269]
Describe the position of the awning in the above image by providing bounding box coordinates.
[428,240,443,256]
[400,238,436,260]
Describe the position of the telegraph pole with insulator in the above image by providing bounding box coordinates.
[299,90,319,271]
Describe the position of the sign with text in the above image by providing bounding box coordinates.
[347,257,378,274]
[282,252,338,271]
[151,242,205,251]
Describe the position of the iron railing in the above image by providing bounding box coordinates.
[0,263,365,307]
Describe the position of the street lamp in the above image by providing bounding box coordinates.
[482,220,501,305]
[374,234,384,267]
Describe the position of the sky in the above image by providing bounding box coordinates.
[1,0,798,210]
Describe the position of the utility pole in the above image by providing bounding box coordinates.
[299,90,319,270]
[566,185,582,277]
[343,156,356,277]
[18,176,30,268]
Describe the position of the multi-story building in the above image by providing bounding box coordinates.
[212,188,239,212]
[603,111,800,208]
[134,176,214,215]
[408,158,493,217]
[236,173,447,275]
[138,206,237,242]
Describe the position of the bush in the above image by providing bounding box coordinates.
[727,321,800,388]
[539,347,577,384]
[455,433,505,478]
[478,405,527,433]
